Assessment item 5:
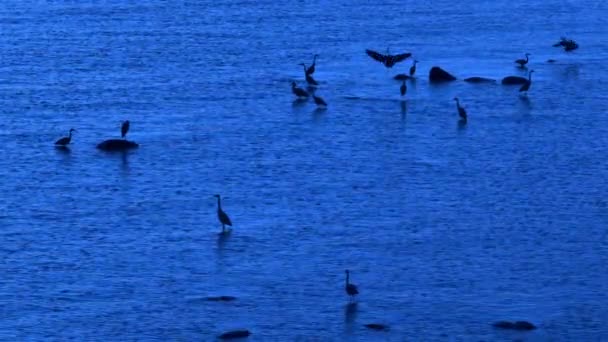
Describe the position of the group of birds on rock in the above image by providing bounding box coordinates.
[290,54,327,108]
[54,120,130,147]
[290,41,568,123]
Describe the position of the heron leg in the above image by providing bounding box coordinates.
[222,224,225,233]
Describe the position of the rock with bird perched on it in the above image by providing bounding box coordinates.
[96,139,139,151]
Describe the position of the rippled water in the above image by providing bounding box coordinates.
[1,1,607,341]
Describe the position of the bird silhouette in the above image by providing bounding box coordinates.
[312,93,327,107]
[519,70,534,94]
[515,53,530,68]
[291,81,309,98]
[121,120,130,139]
[409,60,418,77]
[345,270,359,301]
[55,128,76,146]
[214,194,233,234]
[365,48,411,68]
[299,63,318,86]
[306,54,318,75]
[453,97,467,122]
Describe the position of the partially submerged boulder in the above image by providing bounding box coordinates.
[218,330,251,339]
[364,323,389,331]
[97,139,139,151]
[205,296,236,302]
[492,320,537,331]
[501,76,528,85]
[464,77,496,83]
[429,66,457,82]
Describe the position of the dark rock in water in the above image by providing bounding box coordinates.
[206,295,236,302]
[218,330,251,339]
[501,76,528,85]
[492,320,537,331]
[364,323,389,331]
[464,77,496,83]
[547,59,556,63]
[393,74,412,81]
[97,139,139,151]
[429,66,457,82]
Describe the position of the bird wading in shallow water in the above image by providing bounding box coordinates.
[515,53,530,68]
[291,81,309,98]
[345,270,359,301]
[214,194,233,234]
[409,60,418,77]
[453,97,467,123]
[299,63,318,86]
[55,128,76,146]
[312,93,327,107]
[121,120,130,139]
[306,54,318,75]
[365,48,412,68]
[519,70,534,95]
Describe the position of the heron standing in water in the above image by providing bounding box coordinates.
[345,270,359,301]
[214,194,233,234]
[55,128,76,146]
[453,97,467,122]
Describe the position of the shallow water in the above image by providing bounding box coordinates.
[1,1,607,341]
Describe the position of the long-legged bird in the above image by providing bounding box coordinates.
[214,194,233,234]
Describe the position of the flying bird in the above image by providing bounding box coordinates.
[365,48,412,68]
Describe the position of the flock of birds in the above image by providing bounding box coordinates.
[291,37,577,125]
[50,37,579,313]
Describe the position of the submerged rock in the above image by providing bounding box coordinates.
[429,66,457,82]
[364,323,389,331]
[205,295,236,302]
[218,330,251,339]
[464,77,496,83]
[501,76,528,85]
[492,320,537,330]
[96,139,139,151]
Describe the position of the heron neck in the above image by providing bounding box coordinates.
[217,197,222,210]
[345,272,349,286]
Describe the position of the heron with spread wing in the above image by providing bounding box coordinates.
[365,48,412,68]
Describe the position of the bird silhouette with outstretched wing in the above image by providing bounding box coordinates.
[365,48,412,68]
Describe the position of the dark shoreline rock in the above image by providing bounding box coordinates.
[429,66,457,82]
[464,77,496,83]
[501,76,528,85]
[218,330,251,339]
[492,320,537,331]
[96,139,139,151]
[364,323,389,331]
[206,296,237,302]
